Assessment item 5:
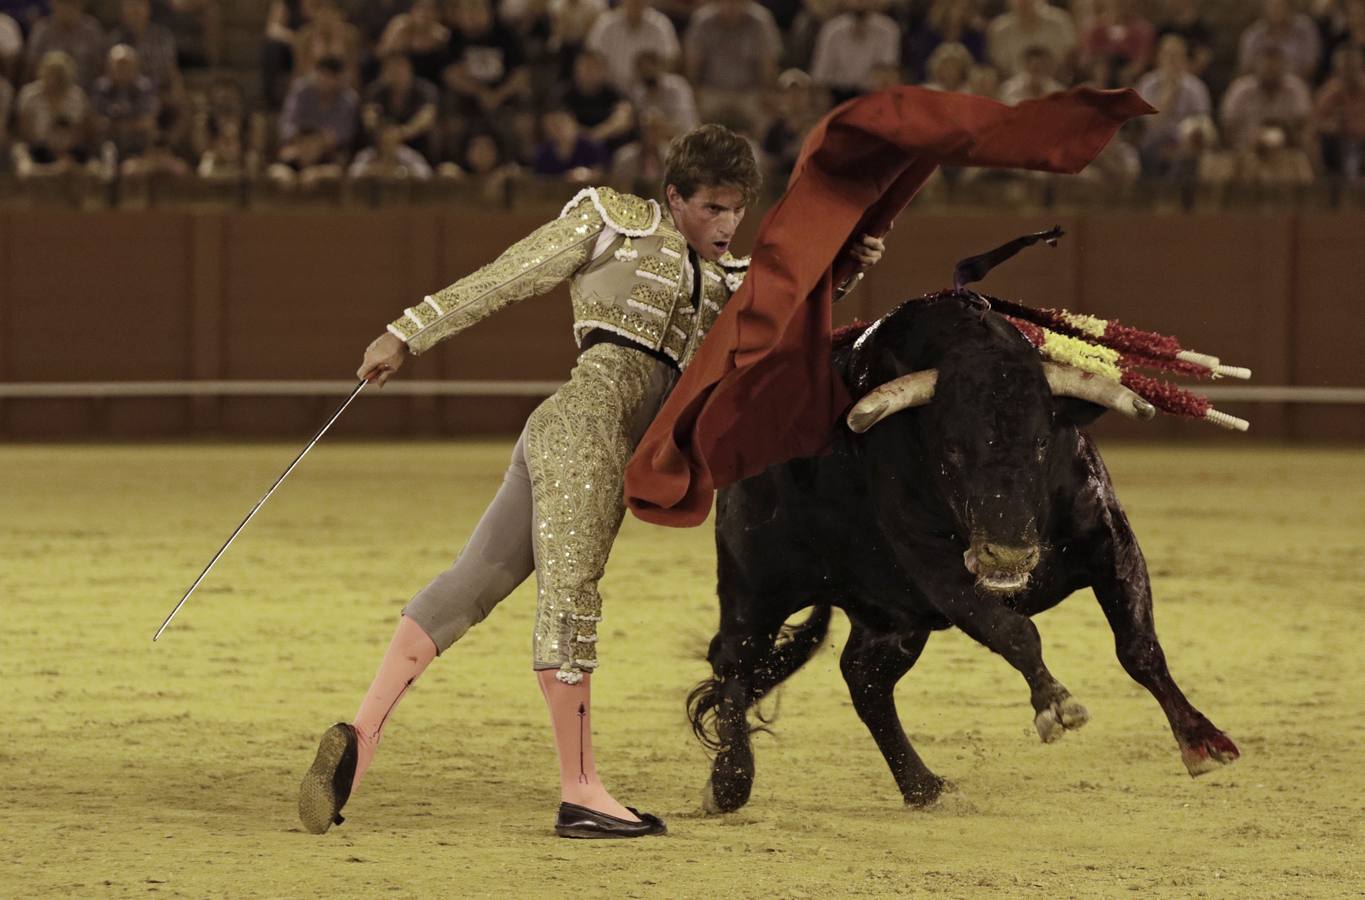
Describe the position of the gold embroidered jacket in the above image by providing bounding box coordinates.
[386,186,751,369]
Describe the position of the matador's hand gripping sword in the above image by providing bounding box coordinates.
[152,378,369,641]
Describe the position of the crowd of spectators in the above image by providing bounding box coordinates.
[0,0,1361,205]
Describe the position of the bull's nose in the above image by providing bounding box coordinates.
[977,543,1041,572]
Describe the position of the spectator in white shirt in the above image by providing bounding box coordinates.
[809,0,901,104]
[16,50,89,149]
[986,0,1076,78]
[584,0,679,93]
[13,50,93,176]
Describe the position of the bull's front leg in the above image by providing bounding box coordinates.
[926,580,1090,743]
[839,623,947,806]
[1089,506,1240,776]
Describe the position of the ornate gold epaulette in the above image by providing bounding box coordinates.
[559,186,661,237]
[717,252,750,291]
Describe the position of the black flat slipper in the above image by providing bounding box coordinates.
[298,722,358,835]
[554,801,668,839]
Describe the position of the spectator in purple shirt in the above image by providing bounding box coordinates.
[531,105,607,180]
[90,43,158,159]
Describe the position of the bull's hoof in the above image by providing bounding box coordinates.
[701,775,749,815]
[1034,695,1090,743]
[902,774,950,808]
[1180,732,1240,776]
[703,745,754,814]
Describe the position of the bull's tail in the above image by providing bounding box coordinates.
[687,605,834,752]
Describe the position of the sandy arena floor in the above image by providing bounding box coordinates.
[0,441,1360,898]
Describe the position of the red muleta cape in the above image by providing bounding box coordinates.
[624,85,1154,527]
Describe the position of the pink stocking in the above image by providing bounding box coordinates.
[350,614,438,792]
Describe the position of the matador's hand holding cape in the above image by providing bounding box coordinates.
[623,85,1154,527]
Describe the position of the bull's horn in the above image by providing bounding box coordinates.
[846,370,939,433]
[1043,363,1156,420]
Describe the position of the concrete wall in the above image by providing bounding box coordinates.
[1,208,1361,440]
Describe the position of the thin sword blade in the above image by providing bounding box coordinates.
[153,379,369,641]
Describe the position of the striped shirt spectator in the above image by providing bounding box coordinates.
[25,0,106,85]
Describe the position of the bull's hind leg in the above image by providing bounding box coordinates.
[697,618,772,815]
[927,588,1089,743]
[839,624,946,806]
[695,603,828,814]
[1091,509,1240,776]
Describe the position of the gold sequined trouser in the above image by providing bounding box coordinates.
[401,343,676,683]
[525,343,678,683]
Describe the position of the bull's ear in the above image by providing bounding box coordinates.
[1053,397,1108,428]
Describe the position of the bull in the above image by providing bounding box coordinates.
[688,285,1241,813]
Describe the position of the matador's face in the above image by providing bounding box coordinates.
[666,184,747,263]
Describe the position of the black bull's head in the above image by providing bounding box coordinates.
[841,296,1154,595]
